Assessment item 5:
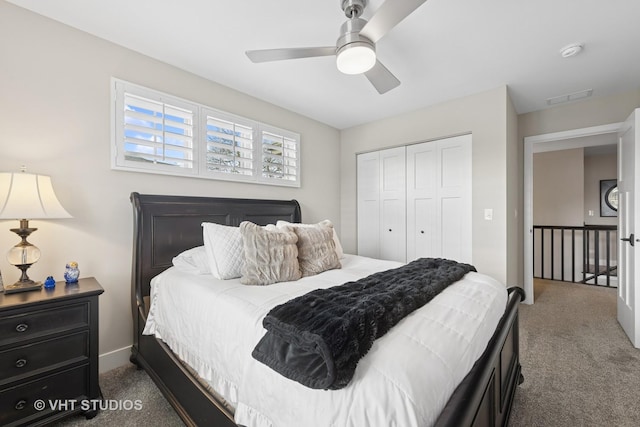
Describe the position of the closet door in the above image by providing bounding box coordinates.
[379,147,406,263]
[357,151,381,259]
[357,147,406,263]
[406,134,472,263]
[406,142,438,260]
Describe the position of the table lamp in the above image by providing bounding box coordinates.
[0,169,72,294]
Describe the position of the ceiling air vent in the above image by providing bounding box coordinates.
[546,89,593,106]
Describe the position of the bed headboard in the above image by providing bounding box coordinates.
[130,192,301,308]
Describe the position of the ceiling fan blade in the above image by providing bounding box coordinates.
[246,46,336,63]
[364,60,400,94]
[360,0,428,44]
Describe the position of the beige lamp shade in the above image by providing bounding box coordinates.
[0,171,72,293]
[0,172,72,219]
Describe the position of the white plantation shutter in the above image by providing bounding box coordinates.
[114,80,197,176]
[112,78,299,187]
[123,94,194,168]
[204,110,254,178]
[261,127,299,184]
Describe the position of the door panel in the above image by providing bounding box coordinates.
[381,198,406,262]
[358,199,380,259]
[357,147,406,262]
[380,147,406,262]
[441,145,464,188]
[618,109,639,348]
[407,143,437,261]
[442,197,464,261]
[412,198,437,258]
[357,152,381,258]
[438,135,472,264]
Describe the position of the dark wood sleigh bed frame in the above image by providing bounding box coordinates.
[129,192,525,427]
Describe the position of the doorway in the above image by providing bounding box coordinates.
[523,122,623,304]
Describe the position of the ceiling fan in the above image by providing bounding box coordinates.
[245,0,428,94]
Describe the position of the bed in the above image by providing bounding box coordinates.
[129,192,524,427]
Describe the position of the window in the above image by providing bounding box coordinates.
[203,108,255,181]
[112,78,300,187]
[261,126,299,183]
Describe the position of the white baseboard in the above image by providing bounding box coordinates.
[99,346,132,373]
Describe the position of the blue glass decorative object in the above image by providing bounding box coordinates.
[64,262,80,283]
[44,276,56,289]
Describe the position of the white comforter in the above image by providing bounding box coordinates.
[144,255,507,427]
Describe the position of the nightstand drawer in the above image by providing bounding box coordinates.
[0,303,89,346]
[0,365,88,426]
[0,332,89,386]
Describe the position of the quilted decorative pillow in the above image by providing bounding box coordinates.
[172,246,211,275]
[202,222,245,280]
[293,223,341,277]
[276,219,345,259]
[239,221,301,286]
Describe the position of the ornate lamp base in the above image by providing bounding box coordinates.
[4,278,42,294]
[3,220,42,295]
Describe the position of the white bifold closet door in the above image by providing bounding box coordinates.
[356,151,382,260]
[357,134,471,264]
[406,134,472,263]
[356,146,406,262]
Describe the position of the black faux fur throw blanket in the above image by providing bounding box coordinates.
[252,257,476,390]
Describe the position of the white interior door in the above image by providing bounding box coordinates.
[617,108,639,348]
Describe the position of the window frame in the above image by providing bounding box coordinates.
[111,78,301,187]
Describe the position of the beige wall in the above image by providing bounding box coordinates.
[584,152,618,226]
[533,149,585,226]
[519,90,640,138]
[340,86,514,284]
[532,148,585,279]
[0,2,341,370]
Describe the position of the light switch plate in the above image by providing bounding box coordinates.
[484,209,493,220]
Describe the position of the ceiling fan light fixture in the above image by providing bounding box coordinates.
[336,42,376,75]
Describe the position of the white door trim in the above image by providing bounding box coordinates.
[523,122,623,304]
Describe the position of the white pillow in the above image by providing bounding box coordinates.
[276,219,345,259]
[172,246,211,275]
[201,222,245,279]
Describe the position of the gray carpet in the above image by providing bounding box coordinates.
[510,280,640,427]
[55,279,640,426]
[52,364,183,427]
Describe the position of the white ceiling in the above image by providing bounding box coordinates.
[8,0,640,129]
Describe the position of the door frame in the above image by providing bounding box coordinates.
[523,122,622,304]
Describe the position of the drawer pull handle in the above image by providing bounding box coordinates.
[15,358,28,368]
[15,399,27,410]
[15,323,29,333]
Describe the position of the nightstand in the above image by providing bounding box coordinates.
[0,277,104,426]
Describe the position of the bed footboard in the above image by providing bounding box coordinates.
[435,286,525,427]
